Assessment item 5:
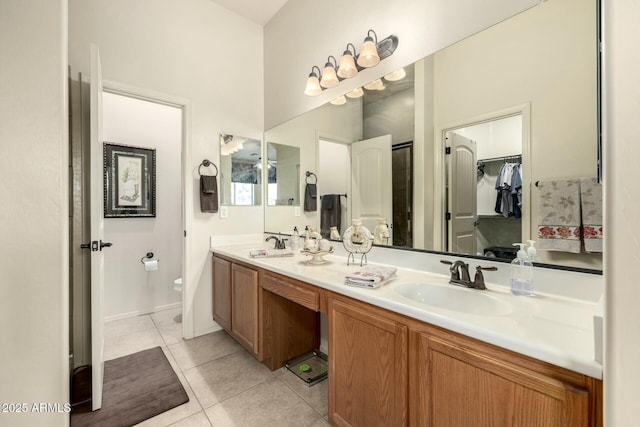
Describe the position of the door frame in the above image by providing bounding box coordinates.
[102,79,194,339]
[434,103,531,252]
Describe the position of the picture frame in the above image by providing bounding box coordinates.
[103,142,156,218]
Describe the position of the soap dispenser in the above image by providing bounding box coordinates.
[526,240,537,262]
[291,226,300,251]
[511,243,534,296]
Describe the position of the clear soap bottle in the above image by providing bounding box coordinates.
[291,226,299,251]
[511,243,534,296]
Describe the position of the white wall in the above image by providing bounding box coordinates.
[69,0,264,336]
[363,88,415,144]
[102,92,182,319]
[604,0,640,424]
[264,0,537,129]
[456,115,522,161]
[0,0,69,426]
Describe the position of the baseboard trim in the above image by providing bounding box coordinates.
[105,302,182,322]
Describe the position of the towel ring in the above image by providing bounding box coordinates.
[305,171,317,184]
[199,159,218,177]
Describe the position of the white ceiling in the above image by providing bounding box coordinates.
[209,0,289,25]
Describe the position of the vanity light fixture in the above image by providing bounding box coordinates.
[346,87,364,98]
[337,43,358,79]
[357,29,381,68]
[304,66,323,96]
[303,29,398,96]
[384,67,406,82]
[330,95,347,105]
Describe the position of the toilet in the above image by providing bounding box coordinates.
[173,277,183,292]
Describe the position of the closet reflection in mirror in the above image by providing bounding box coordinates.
[219,134,262,206]
[264,0,600,270]
[446,115,523,259]
[266,142,300,206]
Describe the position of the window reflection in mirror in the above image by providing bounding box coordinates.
[219,134,262,206]
[266,142,301,206]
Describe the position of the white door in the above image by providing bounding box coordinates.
[447,132,477,255]
[351,135,393,242]
[90,44,109,410]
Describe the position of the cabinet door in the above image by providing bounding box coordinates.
[412,332,589,427]
[329,298,408,427]
[231,263,259,354]
[212,256,231,331]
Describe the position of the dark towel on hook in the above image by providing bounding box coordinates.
[200,175,218,213]
[304,183,317,212]
[320,194,341,238]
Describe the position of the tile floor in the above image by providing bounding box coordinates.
[103,308,330,427]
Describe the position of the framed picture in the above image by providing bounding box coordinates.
[103,142,156,218]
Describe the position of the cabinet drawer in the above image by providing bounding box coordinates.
[262,272,320,312]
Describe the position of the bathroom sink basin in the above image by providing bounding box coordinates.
[394,282,512,316]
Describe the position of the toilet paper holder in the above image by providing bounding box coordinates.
[140,252,159,264]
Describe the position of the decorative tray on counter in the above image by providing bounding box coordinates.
[300,247,334,265]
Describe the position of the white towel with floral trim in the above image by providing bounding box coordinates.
[345,265,397,289]
[537,179,581,253]
[580,177,603,253]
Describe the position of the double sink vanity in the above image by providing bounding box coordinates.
[211,242,602,426]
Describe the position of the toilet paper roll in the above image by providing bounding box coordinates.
[144,259,159,271]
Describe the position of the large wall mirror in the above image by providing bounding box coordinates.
[219,134,263,206]
[264,0,601,271]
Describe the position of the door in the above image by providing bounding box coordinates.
[212,255,232,331]
[89,44,108,410]
[447,132,477,255]
[230,263,259,355]
[351,135,393,241]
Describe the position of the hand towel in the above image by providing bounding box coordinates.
[320,194,342,239]
[304,183,317,212]
[345,265,397,289]
[580,177,603,253]
[536,179,581,253]
[200,175,218,213]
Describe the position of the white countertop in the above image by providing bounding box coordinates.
[211,243,602,379]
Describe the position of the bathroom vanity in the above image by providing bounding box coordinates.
[211,246,602,426]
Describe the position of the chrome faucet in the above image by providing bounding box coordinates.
[440,260,497,290]
[265,235,287,250]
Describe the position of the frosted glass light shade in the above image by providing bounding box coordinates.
[357,38,380,68]
[338,53,358,79]
[304,74,322,96]
[320,64,339,88]
[384,67,406,82]
[346,87,364,98]
[330,95,347,105]
[364,79,385,90]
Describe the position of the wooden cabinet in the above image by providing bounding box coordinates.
[212,255,259,356]
[328,297,408,427]
[410,328,595,426]
[212,255,231,331]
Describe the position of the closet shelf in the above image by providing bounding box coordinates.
[477,214,522,220]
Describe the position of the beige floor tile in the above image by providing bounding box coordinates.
[158,321,185,346]
[135,348,203,427]
[184,351,273,409]
[278,369,329,417]
[168,331,243,371]
[104,314,156,340]
[204,379,323,427]
[166,411,213,427]
[151,307,183,328]
[104,326,165,361]
[307,417,331,427]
